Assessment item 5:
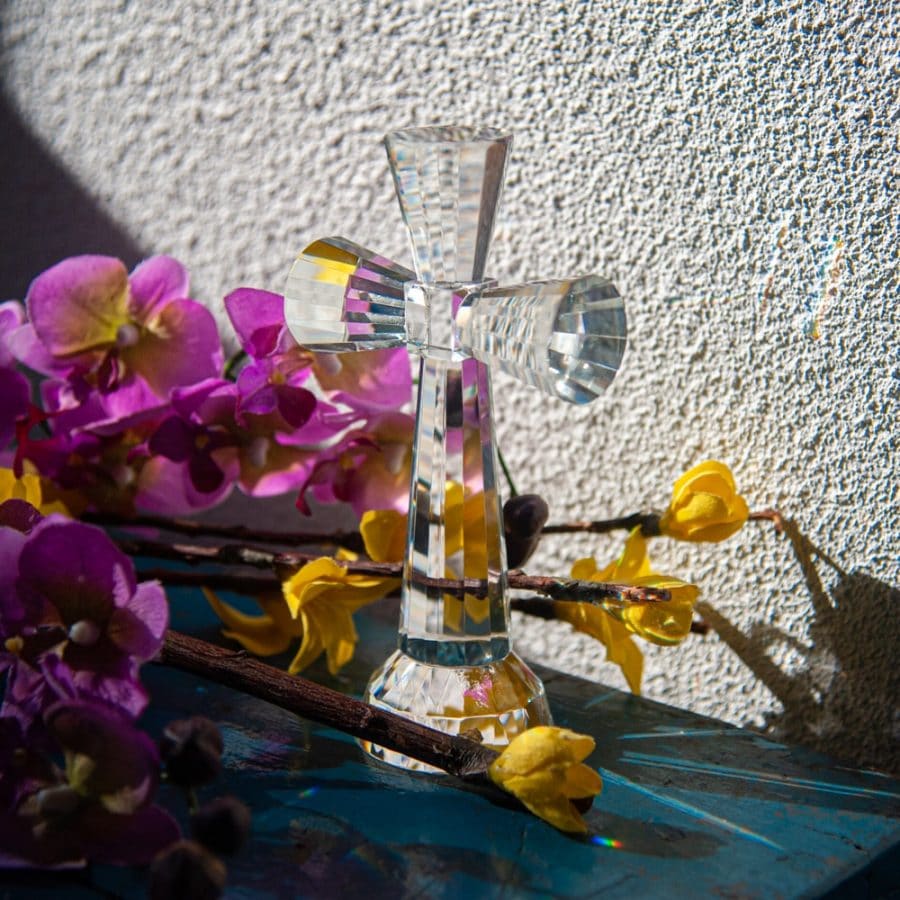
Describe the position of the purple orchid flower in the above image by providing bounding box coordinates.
[0,701,180,868]
[0,512,168,724]
[145,378,240,509]
[9,255,223,419]
[296,410,415,516]
[225,286,412,414]
[144,372,339,505]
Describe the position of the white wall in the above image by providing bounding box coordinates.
[2,1,896,772]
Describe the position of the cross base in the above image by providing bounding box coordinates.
[362,648,552,772]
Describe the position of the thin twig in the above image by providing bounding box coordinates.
[123,538,670,604]
[90,507,783,549]
[541,512,660,536]
[748,508,785,534]
[158,630,498,779]
[142,568,671,611]
[85,510,364,552]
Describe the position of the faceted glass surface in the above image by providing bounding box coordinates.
[283,237,413,351]
[362,649,550,772]
[455,275,628,404]
[363,355,551,768]
[404,357,507,662]
[385,126,511,284]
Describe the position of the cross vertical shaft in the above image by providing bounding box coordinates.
[401,355,508,664]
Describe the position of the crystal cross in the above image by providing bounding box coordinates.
[283,126,627,771]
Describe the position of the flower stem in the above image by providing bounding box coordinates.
[223,350,247,381]
[158,630,499,779]
[497,447,518,499]
[124,539,671,604]
[84,510,365,552]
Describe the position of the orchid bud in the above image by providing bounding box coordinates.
[160,717,223,787]
[503,494,549,568]
[150,840,226,900]
[191,796,251,856]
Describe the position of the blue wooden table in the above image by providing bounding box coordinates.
[6,587,899,898]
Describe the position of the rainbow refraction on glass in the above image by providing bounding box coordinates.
[283,125,628,771]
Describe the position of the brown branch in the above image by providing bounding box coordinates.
[543,508,784,537]
[92,506,784,553]
[541,512,660,536]
[125,538,670,604]
[158,630,498,779]
[83,510,364,552]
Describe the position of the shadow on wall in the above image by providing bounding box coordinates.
[698,521,900,776]
[0,88,144,299]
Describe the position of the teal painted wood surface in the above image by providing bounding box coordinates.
[4,583,898,898]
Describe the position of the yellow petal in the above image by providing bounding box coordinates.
[319,606,359,675]
[563,761,604,798]
[555,603,644,694]
[0,469,47,508]
[360,509,407,562]
[571,557,599,580]
[287,609,325,675]
[614,528,652,580]
[670,460,736,504]
[203,588,295,656]
[671,492,729,525]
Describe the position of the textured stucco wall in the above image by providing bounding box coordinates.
[2,1,897,771]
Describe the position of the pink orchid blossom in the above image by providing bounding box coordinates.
[10,256,223,418]
[297,410,415,516]
[224,286,412,414]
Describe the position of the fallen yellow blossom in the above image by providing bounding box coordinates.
[488,726,602,833]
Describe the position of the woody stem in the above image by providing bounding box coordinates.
[157,630,499,779]
[122,538,671,604]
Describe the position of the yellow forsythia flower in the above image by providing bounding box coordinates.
[281,556,399,675]
[0,468,72,516]
[205,554,398,676]
[558,528,700,693]
[488,726,603,833]
[658,460,749,542]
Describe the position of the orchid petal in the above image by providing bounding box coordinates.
[128,256,189,317]
[124,299,223,397]
[26,256,130,356]
[224,287,285,358]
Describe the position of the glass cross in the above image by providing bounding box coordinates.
[284,126,627,771]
